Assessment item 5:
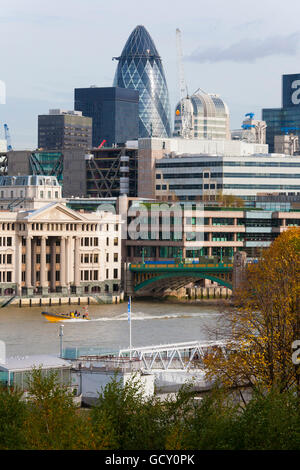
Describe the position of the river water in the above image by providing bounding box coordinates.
[0,301,224,357]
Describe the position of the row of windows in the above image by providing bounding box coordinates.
[156,161,300,169]
[80,237,99,247]
[0,237,12,247]
[81,268,119,281]
[157,172,300,179]
[223,184,300,190]
[0,271,12,282]
[17,223,118,232]
[169,184,221,190]
[106,237,119,247]
[0,224,14,230]
[0,254,12,264]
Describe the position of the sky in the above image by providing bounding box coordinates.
[1,0,300,149]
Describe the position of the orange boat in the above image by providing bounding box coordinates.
[41,310,90,323]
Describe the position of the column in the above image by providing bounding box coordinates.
[60,236,67,295]
[208,232,212,257]
[40,236,48,294]
[15,236,22,296]
[65,236,71,287]
[31,238,37,288]
[74,236,81,293]
[25,236,33,295]
[50,238,56,292]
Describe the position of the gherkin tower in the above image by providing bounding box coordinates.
[113,25,171,138]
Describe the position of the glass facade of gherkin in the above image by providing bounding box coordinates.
[113,25,171,138]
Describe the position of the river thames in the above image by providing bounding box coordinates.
[0,301,224,357]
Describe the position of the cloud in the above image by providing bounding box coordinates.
[186,32,300,63]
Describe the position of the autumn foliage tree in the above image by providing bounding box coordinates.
[204,227,300,394]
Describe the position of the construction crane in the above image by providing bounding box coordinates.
[176,28,193,139]
[4,124,12,151]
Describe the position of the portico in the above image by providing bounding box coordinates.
[0,202,122,298]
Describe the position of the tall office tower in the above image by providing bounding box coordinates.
[74,87,139,148]
[263,74,300,153]
[113,25,172,139]
[38,109,92,150]
[174,90,231,140]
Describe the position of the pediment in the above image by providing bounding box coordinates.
[25,203,87,222]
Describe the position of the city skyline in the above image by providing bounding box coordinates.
[1,0,300,148]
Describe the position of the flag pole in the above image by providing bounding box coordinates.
[128,296,132,361]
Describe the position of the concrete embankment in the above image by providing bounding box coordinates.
[0,293,124,308]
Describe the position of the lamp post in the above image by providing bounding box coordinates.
[59,324,64,358]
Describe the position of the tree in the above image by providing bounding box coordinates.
[204,227,300,393]
[0,386,27,449]
[215,191,244,208]
[23,368,98,450]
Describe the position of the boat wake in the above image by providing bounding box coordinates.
[89,311,221,322]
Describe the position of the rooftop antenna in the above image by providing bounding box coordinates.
[176,28,193,139]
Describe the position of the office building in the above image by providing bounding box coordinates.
[231,113,266,144]
[111,195,299,265]
[113,25,172,139]
[262,73,300,153]
[274,134,299,155]
[137,137,269,200]
[174,90,230,140]
[7,149,87,198]
[74,87,139,148]
[85,144,138,198]
[154,153,300,201]
[38,109,92,150]
[0,176,122,298]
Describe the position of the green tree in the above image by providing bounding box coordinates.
[0,386,27,449]
[23,368,94,449]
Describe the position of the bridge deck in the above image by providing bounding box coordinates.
[130,263,233,271]
[119,340,228,371]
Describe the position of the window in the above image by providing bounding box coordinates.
[114,253,118,262]
[114,237,118,246]
[7,254,12,264]
[113,268,118,279]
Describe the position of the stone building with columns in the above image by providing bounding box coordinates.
[0,176,122,299]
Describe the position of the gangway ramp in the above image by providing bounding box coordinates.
[119,340,227,372]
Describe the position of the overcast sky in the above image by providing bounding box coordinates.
[1,0,300,148]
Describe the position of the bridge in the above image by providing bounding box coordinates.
[125,252,246,297]
[119,340,227,372]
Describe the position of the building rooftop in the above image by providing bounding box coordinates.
[0,175,60,187]
[0,354,71,372]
